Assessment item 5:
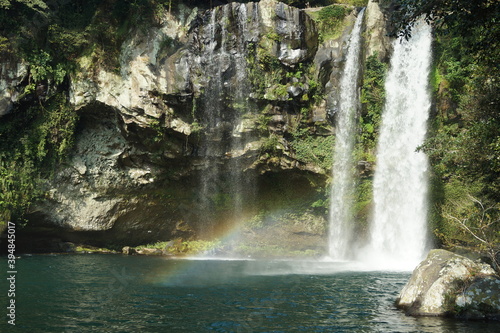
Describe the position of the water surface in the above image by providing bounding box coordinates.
[1,254,498,332]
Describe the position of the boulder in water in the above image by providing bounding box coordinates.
[396,249,500,320]
[122,246,137,255]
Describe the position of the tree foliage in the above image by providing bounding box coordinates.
[389,0,499,68]
[442,195,500,271]
[359,54,386,152]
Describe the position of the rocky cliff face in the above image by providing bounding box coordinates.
[1,1,391,249]
[0,58,27,117]
[364,0,391,61]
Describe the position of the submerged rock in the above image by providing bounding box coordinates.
[396,249,500,320]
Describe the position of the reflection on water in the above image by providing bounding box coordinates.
[0,254,498,332]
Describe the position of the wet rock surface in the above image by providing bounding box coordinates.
[2,1,391,249]
[396,249,500,320]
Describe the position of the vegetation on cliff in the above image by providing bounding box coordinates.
[0,92,77,227]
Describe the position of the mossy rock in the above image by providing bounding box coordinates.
[396,249,498,319]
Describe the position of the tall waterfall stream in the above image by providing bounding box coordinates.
[362,21,433,269]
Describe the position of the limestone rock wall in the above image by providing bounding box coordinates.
[0,1,392,247]
[364,0,391,62]
[0,59,28,117]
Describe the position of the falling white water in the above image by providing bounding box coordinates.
[363,21,432,270]
[329,9,365,259]
[198,8,223,230]
[198,4,258,235]
[228,3,258,221]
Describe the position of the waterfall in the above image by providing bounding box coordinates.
[364,21,432,270]
[198,8,225,235]
[197,4,257,236]
[328,9,365,259]
[228,3,257,223]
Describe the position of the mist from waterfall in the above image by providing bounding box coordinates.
[362,21,433,270]
[328,9,365,259]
